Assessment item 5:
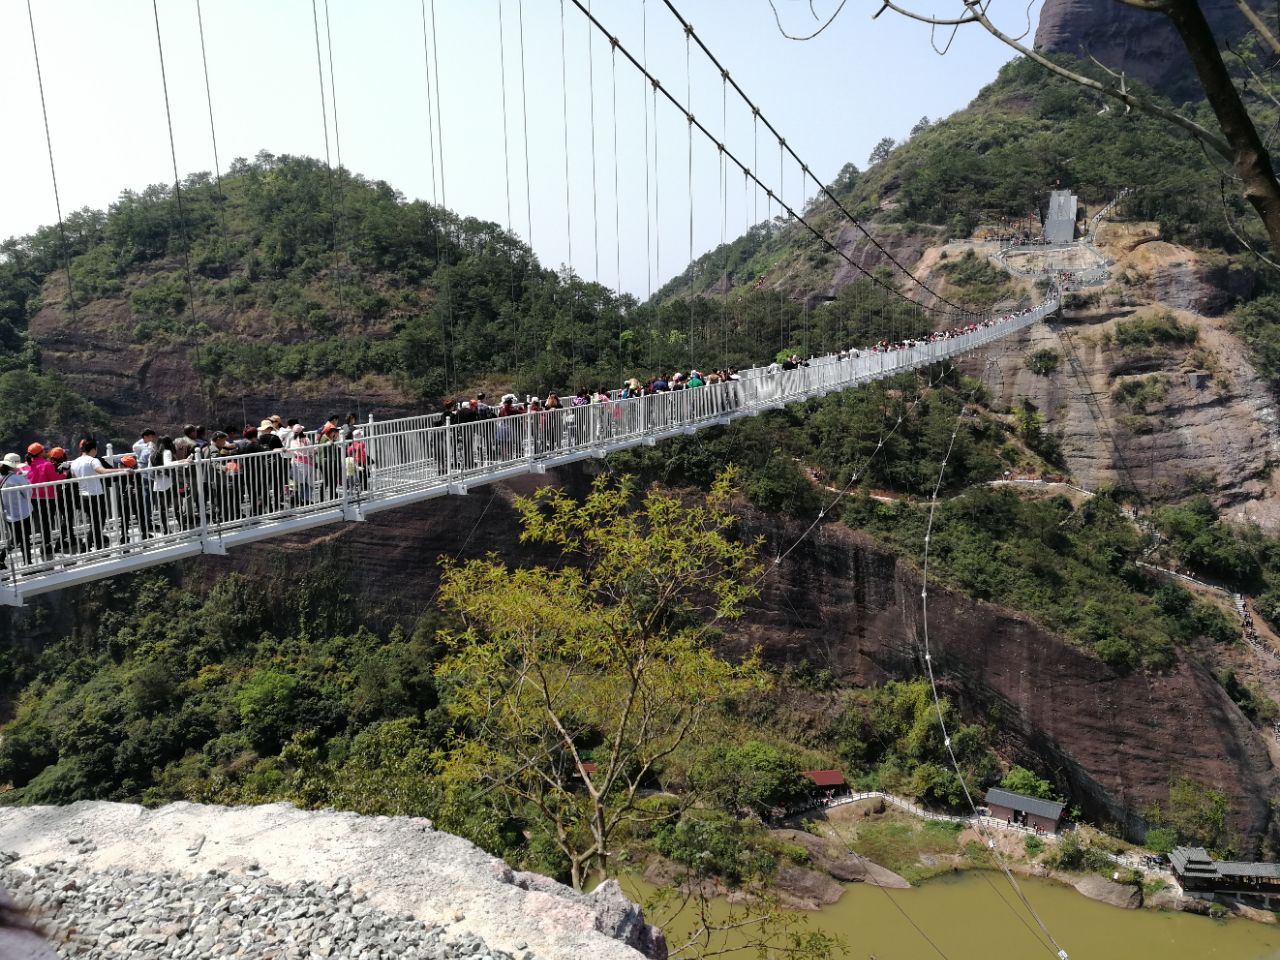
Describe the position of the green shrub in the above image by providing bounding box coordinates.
[1112,375,1169,413]
[236,670,301,754]
[1109,312,1197,350]
[1025,349,1060,375]
[654,813,777,885]
[1024,835,1045,857]
[1144,827,1178,854]
[1049,831,1114,873]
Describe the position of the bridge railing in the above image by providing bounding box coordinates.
[0,300,1055,600]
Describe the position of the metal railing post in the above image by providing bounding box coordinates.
[193,454,222,554]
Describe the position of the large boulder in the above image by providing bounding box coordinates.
[1072,874,1142,909]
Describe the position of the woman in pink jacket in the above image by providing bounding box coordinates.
[24,444,60,562]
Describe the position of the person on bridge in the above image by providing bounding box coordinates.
[24,444,61,562]
[0,453,35,567]
[69,438,129,552]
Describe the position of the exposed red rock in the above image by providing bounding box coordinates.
[1035,0,1263,104]
[195,467,1279,855]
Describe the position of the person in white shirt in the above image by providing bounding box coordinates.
[132,428,156,460]
[0,453,34,566]
[69,438,127,552]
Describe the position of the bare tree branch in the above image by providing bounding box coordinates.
[1234,0,1280,56]
[879,0,1233,159]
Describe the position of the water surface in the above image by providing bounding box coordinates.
[624,871,1280,959]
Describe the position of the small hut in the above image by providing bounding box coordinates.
[984,788,1065,833]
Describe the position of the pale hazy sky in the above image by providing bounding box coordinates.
[0,1,1040,297]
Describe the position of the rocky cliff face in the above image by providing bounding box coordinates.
[194,469,1279,855]
[738,516,1279,852]
[1035,0,1261,103]
[963,226,1280,529]
[27,285,419,441]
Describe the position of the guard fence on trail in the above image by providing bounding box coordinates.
[0,299,1056,605]
[790,790,1064,840]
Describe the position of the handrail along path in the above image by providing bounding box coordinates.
[0,299,1055,605]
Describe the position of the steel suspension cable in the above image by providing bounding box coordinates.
[659,0,970,318]
[496,0,519,310]
[919,397,1072,960]
[559,0,574,272]
[587,1,600,284]
[419,0,439,204]
[779,138,786,353]
[641,0,653,302]
[653,77,661,301]
[429,0,447,211]
[24,0,78,324]
[193,0,240,418]
[564,0,958,326]
[517,0,533,247]
[611,41,623,379]
[720,71,728,357]
[420,0,453,391]
[309,0,343,340]
[686,25,694,364]
[194,0,229,253]
[150,0,201,341]
[558,0,579,381]
[497,0,513,235]
[322,0,352,326]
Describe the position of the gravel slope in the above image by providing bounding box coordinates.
[0,802,660,960]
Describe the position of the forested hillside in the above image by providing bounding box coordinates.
[1,152,930,450]
[659,56,1266,303]
[6,46,1280,880]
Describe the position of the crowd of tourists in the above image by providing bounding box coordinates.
[0,414,370,570]
[0,302,1045,572]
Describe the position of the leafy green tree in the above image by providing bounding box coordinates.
[236,670,300,753]
[435,470,768,891]
[868,136,897,166]
[1000,765,1055,800]
[1165,776,1231,852]
[1144,826,1179,854]
[695,740,810,817]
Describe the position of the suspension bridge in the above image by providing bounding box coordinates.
[0,301,1052,606]
[0,0,1071,606]
[3,4,1095,956]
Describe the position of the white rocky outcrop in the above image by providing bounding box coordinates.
[0,802,662,960]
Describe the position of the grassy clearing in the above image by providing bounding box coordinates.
[822,809,967,884]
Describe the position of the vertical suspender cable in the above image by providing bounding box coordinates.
[195,0,237,417]
[720,71,728,358]
[419,0,439,204]
[587,0,600,284]
[641,0,655,371]
[24,0,78,325]
[310,0,343,346]
[431,0,456,393]
[430,0,447,211]
[685,26,694,366]
[497,0,513,236]
[652,79,661,306]
[150,0,201,345]
[517,0,533,247]
[497,0,518,314]
[322,0,350,326]
[559,0,574,272]
[309,0,336,216]
[611,40,623,379]
[195,0,228,256]
[586,1,601,366]
[322,1,344,174]
[558,0,577,379]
